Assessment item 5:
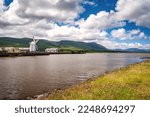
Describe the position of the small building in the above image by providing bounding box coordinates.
[45,48,59,53]
[0,48,2,52]
[19,48,29,53]
[3,47,20,53]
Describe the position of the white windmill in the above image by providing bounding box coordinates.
[29,36,39,52]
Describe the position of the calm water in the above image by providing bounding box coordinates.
[0,53,150,99]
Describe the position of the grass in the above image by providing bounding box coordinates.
[44,60,150,100]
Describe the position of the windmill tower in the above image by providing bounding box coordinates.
[29,36,39,52]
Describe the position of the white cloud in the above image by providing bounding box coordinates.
[46,25,109,41]
[0,0,29,26]
[114,43,150,50]
[96,39,150,50]
[79,11,126,30]
[111,28,126,40]
[0,0,3,8]
[111,28,147,40]
[93,39,150,50]
[0,0,84,38]
[82,0,96,6]
[0,0,84,26]
[0,0,150,50]
[116,0,150,28]
[0,1,124,41]
[0,0,5,15]
[0,19,55,38]
[17,0,84,22]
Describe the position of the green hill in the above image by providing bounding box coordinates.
[57,40,107,51]
[0,37,108,52]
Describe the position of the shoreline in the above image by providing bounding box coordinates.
[0,52,50,57]
[1,52,150,58]
[0,52,87,57]
[31,59,150,100]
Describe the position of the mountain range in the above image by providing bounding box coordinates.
[0,37,108,52]
[0,37,150,53]
[115,48,150,53]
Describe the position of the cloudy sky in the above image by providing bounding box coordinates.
[0,0,150,49]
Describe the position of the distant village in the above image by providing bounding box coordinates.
[0,47,59,53]
[0,37,59,54]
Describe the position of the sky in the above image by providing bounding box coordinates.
[0,0,150,50]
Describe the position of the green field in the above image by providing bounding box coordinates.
[44,60,150,100]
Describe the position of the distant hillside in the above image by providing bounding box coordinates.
[126,48,150,53]
[57,40,107,51]
[115,48,150,53]
[0,37,108,52]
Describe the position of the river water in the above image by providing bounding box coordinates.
[0,53,150,99]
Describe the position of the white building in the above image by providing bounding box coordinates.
[3,47,19,53]
[19,48,29,53]
[45,48,59,53]
[0,48,2,52]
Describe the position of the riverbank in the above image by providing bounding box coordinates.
[37,60,150,100]
[0,52,50,57]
